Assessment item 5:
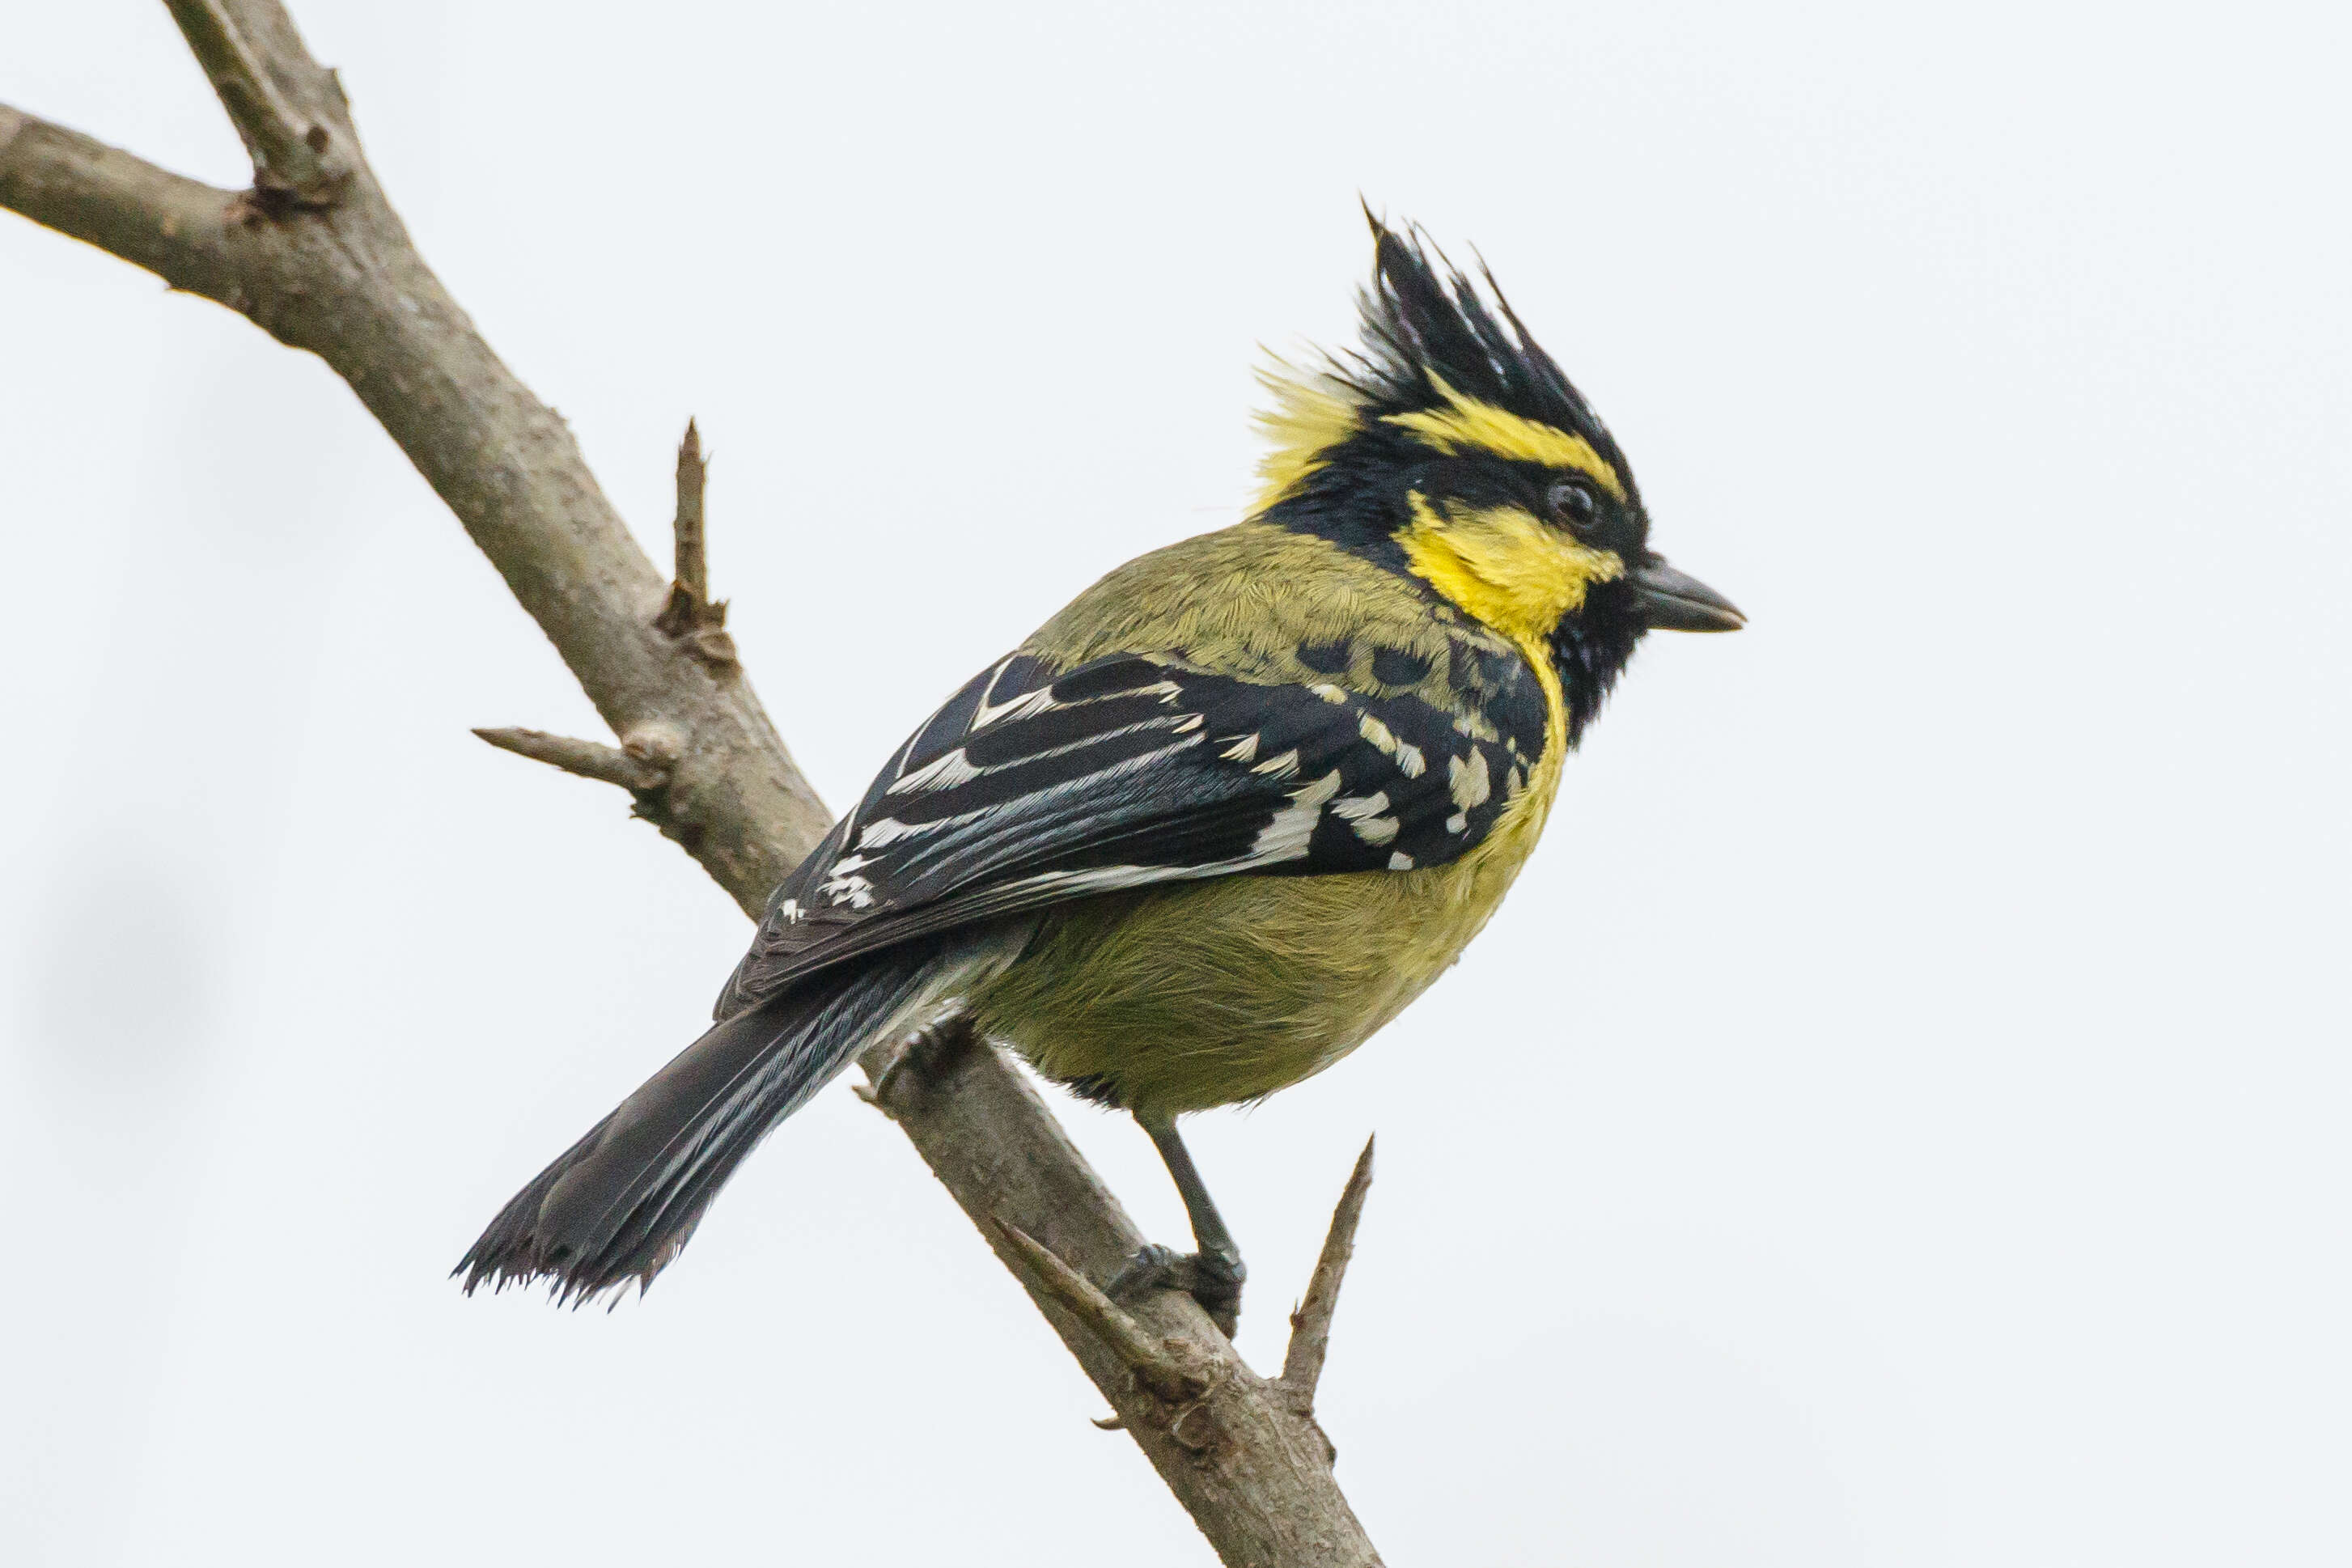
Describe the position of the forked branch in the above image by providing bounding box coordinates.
[0,7,1383,1564]
[160,0,348,203]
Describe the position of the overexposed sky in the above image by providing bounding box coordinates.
[4,2,2347,1564]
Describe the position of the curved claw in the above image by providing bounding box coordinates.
[1109,1242,1245,1339]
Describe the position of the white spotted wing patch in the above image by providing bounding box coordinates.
[1448,748,1491,810]
[1248,769,1342,861]
[1333,791,1401,846]
[1357,712,1426,778]
[713,645,1545,1018]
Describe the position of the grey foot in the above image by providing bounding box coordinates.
[859,1013,974,1114]
[1108,1241,1247,1339]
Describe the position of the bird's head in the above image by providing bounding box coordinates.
[1257,216,1741,732]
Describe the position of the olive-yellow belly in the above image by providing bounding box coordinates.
[968,822,1540,1120]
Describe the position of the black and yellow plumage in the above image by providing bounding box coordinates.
[460,217,1742,1326]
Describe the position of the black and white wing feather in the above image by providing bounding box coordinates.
[460,646,1545,1300]
[714,650,1542,1017]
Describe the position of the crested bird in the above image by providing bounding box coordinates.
[459,215,1744,1332]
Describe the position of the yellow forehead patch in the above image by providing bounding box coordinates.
[1382,372,1627,502]
[1251,360,1363,511]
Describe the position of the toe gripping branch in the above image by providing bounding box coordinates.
[854,1011,978,1117]
[994,1136,1375,1460]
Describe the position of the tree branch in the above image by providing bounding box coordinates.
[0,106,240,300]
[2,6,1384,1563]
[162,0,349,204]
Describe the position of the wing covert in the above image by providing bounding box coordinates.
[714,648,1544,1017]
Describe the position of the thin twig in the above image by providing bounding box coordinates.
[1279,1136,1376,1407]
[992,1219,1200,1401]
[653,418,735,665]
[673,419,707,604]
[473,727,672,791]
[161,0,346,203]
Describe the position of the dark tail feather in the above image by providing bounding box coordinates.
[456,942,948,1304]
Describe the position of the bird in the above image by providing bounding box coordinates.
[457,214,1743,1333]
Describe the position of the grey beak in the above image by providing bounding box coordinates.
[1630,556,1745,633]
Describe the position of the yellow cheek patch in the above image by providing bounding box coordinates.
[1383,372,1627,502]
[1396,493,1625,647]
[1252,360,1365,510]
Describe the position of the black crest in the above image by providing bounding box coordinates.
[1337,212,1637,503]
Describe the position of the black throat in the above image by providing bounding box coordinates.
[1549,580,1647,746]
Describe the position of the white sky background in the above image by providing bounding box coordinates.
[3,2,2347,1563]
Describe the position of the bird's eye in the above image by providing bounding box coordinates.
[1548,480,1600,533]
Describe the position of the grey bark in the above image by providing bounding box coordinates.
[0,6,1384,1565]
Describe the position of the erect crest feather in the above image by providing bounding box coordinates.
[1251,358,1361,508]
[1251,212,1638,512]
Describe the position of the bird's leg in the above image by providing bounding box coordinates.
[1108,1113,1246,1338]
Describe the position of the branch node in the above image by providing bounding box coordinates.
[653,418,737,669]
[1277,1134,1376,1416]
[991,1218,1202,1403]
[164,0,350,206]
[619,722,686,769]
[473,727,670,792]
[1168,1400,1221,1455]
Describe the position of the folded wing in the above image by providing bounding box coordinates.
[715,648,1542,1018]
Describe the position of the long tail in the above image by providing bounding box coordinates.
[457,940,956,1303]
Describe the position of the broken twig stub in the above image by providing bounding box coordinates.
[654,418,737,668]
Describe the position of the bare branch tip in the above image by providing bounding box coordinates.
[655,416,729,659]
[1276,1132,1379,1407]
[990,1218,1186,1388]
[473,726,668,792]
